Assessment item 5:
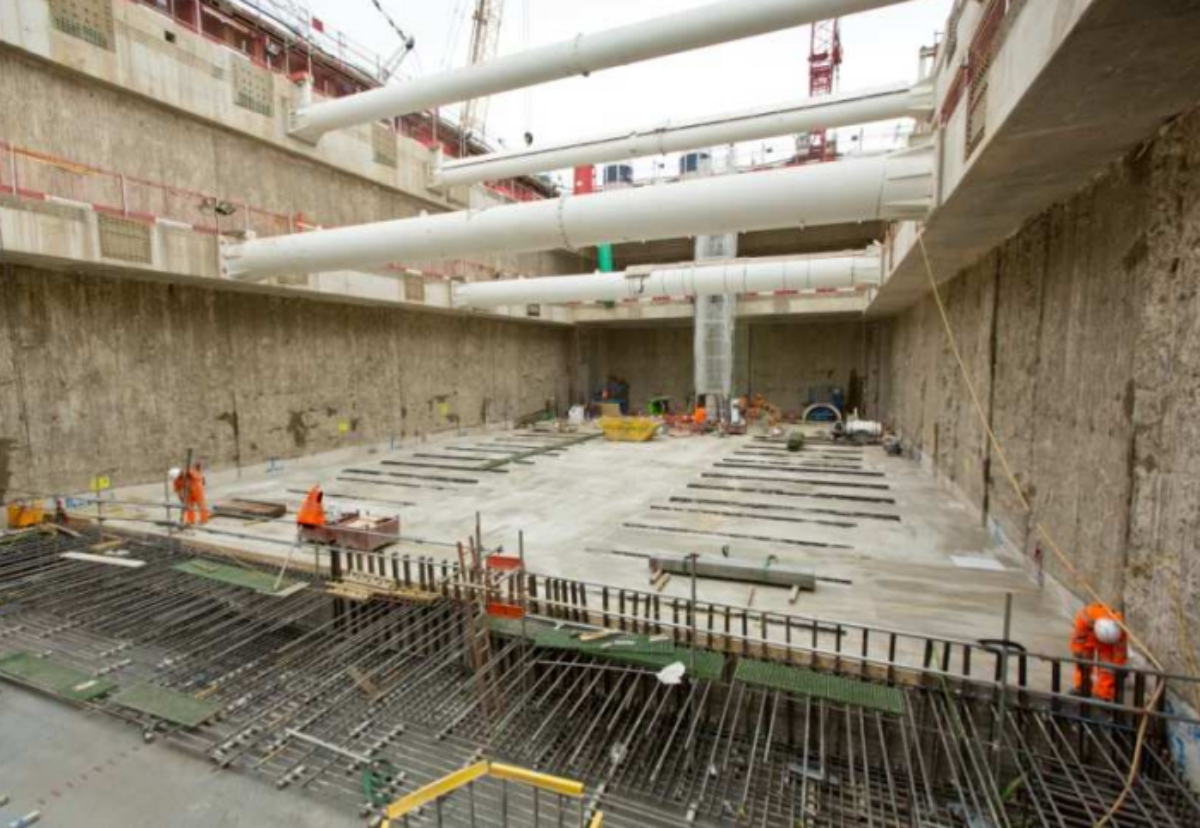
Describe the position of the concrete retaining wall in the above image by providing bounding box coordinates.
[874,109,1200,680]
[587,320,867,416]
[0,265,573,500]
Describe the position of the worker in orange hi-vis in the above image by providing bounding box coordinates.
[297,485,326,529]
[170,463,211,526]
[1070,603,1129,701]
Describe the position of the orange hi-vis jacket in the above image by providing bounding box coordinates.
[297,485,326,529]
[172,465,211,526]
[1070,603,1129,702]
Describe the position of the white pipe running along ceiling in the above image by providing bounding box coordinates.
[453,251,883,307]
[222,145,932,282]
[289,0,916,143]
[435,82,932,188]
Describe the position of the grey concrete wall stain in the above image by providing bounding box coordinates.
[875,107,1200,680]
[286,411,311,449]
[0,438,14,506]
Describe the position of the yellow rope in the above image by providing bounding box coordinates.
[914,235,1166,827]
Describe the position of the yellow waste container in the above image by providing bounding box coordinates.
[597,417,660,443]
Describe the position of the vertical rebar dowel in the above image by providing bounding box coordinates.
[689,553,698,674]
[520,531,530,692]
[994,591,1013,784]
[502,779,509,827]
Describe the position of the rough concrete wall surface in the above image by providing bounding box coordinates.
[1125,112,1200,687]
[875,109,1200,678]
[593,320,869,416]
[0,49,414,232]
[0,266,572,497]
[594,326,693,412]
[747,320,868,418]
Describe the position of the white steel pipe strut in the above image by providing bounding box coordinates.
[222,145,932,282]
[289,0,915,143]
[435,82,932,188]
[453,251,883,308]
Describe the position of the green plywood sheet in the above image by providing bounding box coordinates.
[735,658,905,715]
[112,683,221,727]
[173,559,302,595]
[486,618,724,681]
[0,651,117,702]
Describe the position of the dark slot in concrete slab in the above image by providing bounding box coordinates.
[733,450,864,466]
[413,452,513,463]
[442,446,531,454]
[690,481,896,505]
[345,467,479,484]
[668,496,901,522]
[286,489,416,507]
[382,460,508,474]
[650,504,855,529]
[486,442,565,453]
[715,461,884,478]
[337,474,460,491]
[623,522,854,550]
[706,470,890,490]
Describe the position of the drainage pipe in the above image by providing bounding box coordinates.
[435,82,931,188]
[223,145,931,282]
[452,251,881,307]
[289,0,915,143]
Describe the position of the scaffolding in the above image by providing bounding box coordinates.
[692,184,739,419]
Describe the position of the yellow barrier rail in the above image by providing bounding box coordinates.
[384,760,600,824]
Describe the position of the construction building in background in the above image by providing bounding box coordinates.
[1,0,1200,825]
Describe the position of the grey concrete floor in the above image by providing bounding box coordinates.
[0,685,358,827]
[91,423,1078,661]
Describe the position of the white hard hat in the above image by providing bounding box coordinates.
[1095,618,1122,645]
[168,467,181,480]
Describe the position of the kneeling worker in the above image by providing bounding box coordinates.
[297,485,326,529]
[1071,602,1128,701]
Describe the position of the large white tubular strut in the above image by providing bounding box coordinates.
[222,146,932,282]
[452,251,883,308]
[435,82,932,188]
[289,0,916,143]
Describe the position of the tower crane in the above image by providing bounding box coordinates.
[460,0,507,144]
[801,18,843,162]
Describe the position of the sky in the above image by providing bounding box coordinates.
[305,0,952,184]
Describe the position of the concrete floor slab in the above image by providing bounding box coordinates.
[92,425,1076,663]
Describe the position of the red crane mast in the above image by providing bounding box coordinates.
[804,19,843,162]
